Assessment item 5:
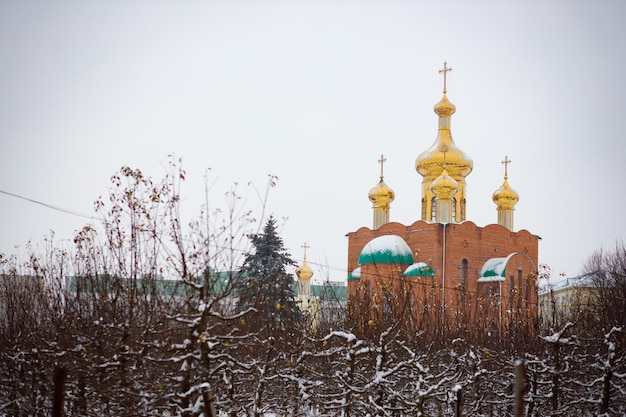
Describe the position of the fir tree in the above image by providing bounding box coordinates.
[237,216,300,331]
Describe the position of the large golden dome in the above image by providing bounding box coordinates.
[415,93,473,180]
[416,62,472,223]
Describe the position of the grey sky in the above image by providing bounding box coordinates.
[1,0,625,281]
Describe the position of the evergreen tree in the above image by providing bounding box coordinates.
[238,216,300,331]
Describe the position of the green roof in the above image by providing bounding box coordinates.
[347,267,361,281]
[290,281,347,302]
[69,273,347,303]
[357,235,414,266]
[478,253,517,282]
[402,262,435,277]
[68,270,241,297]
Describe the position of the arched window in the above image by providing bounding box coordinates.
[431,197,437,221]
[461,199,466,221]
[517,267,523,309]
[461,259,468,303]
[451,198,457,222]
[509,275,514,308]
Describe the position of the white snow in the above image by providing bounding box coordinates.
[361,235,412,257]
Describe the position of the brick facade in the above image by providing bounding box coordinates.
[347,220,539,336]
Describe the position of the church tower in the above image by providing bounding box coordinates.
[493,156,519,231]
[368,154,394,229]
[415,62,473,223]
[296,242,321,330]
[296,242,313,297]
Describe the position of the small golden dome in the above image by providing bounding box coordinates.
[434,94,456,117]
[296,259,314,282]
[368,179,395,207]
[493,178,519,210]
[431,168,458,199]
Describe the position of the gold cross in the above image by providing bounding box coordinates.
[439,61,453,94]
[301,242,310,259]
[501,155,511,179]
[378,154,387,179]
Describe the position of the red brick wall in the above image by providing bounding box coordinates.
[346,220,539,333]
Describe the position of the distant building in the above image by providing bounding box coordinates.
[346,62,539,337]
[538,272,596,325]
[66,268,347,325]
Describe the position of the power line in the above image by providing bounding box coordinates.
[0,189,352,276]
[0,189,97,220]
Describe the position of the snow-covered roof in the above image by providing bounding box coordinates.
[357,235,414,266]
[477,253,517,282]
[538,272,596,295]
[402,262,435,277]
[347,267,361,281]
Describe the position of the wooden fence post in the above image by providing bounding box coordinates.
[513,360,528,417]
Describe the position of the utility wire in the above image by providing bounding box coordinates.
[0,189,97,220]
[0,189,350,275]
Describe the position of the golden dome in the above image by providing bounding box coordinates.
[431,167,458,199]
[493,178,519,210]
[434,94,456,117]
[415,92,473,180]
[368,179,395,207]
[296,259,314,282]
[416,141,473,180]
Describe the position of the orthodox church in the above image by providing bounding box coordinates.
[346,63,539,338]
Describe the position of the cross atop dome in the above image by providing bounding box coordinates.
[439,61,453,94]
[501,155,512,179]
[378,154,387,180]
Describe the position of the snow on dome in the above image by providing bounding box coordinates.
[358,235,414,266]
[347,267,361,281]
[403,262,435,277]
[478,253,517,282]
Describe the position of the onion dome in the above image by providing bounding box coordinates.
[403,262,436,277]
[368,179,395,207]
[415,95,473,180]
[358,235,414,266]
[347,267,361,281]
[434,93,456,117]
[296,259,314,282]
[492,178,519,210]
[431,167,458,199]
[416,62,472,181]
[493,155,519,211]
[296,243,314,297]
[369,154,394,229]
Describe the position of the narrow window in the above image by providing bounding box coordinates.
[431,197,437,221]
[451,197,457,222]
[460,199,466,221]
[461,259,468,303]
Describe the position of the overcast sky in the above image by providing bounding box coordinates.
[1,0,625,282]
